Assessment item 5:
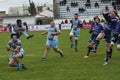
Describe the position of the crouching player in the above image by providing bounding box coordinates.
[84,16,104,58]
[6,34,26,71]
[41,22,64,60]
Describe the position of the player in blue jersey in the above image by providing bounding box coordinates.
[111,18,120,50]
[84,16,104,58]
[11,19,33,39]
[41,22,63,60]
[6,34,26,71]
[100,9,118,65]
[69,13,82,52]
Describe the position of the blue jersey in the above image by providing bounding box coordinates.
[103,13,118,32]
[11,24,22,33]
[47,26,59,40]
[71,19,82,30]
[114,21,120,35]
[8,39,24,53]
[90,23,104,35]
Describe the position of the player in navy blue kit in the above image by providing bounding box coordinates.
[111,18,120,50]
[84,16,104,59]
[102,10,118,65]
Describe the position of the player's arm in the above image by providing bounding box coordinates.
[6,45,11,51]
[103,13,111,22]
[41,31,48,35]
[118,34,120,37]
[77,20,83,28]
[6,45,15,52]
[52,30,61,35]
[16,27,25,31]
[6,46,20,52]
[14,46,21,52]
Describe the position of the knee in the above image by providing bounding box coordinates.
[74,37,78,40]
[117,45,120,51]
[54,48,59,52]
[8,63,14,67]
[46,46,50,50]
[70,32,74,37]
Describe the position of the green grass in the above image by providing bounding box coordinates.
[0,29,120,80]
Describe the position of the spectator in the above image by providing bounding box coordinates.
[61,21,64,24]
[83,20,87,25]
[78,7,86,14]
[66,6,70,12]
[87,0,90,3]
[95,2,99,8]
[105,5,109,12]
[85,2,91,9]
[65,19,68,24]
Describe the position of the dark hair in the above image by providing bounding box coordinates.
[94,16,100,21]
[16,19,22,24]
[11,34,17,38]
[74,13,78,16]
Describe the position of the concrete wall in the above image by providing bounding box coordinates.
[3,16,35,25]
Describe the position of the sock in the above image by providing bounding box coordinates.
[75,40,78,48]
[106,51,111,62]
[70,37,74,45]
[57,50,63,57]
[87,47,92,56]
[16,63,22,69]
[109,49,112,58]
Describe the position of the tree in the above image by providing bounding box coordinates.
[28,0,36,15]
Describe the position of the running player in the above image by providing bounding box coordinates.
[84,16,104,58]
[41,22,64,60]
[111,17,120,50]
[11,19,33,39]
[101,9,118,65]
[69,13,82,52]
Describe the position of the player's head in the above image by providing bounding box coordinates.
[11,34,17,41]
[50,21,55,27]
[74,13,78,19]
[109,10,117,18]
[16,19,22,27]
[94,16,100,23]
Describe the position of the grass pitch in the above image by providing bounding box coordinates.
[0,29,120,80]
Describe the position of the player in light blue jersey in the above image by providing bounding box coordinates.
[11,19,33,39]
[69,13,82,52]
[41,22,63,60]
[6,34,26,71]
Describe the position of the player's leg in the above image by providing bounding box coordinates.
[42,40,51,60]
[103,41,112,65]
[74,37,78,52]
[52,40,63,57]
[84,41,94,58]
[74,30,80,52]
[96,32,105,41]
[116,35,120,51]
[69,30,74,48]
[53,48,64,58]
[22,31,33,39]
[14,52,26,70]
[8,58,16,67]
[92,40,99,56]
